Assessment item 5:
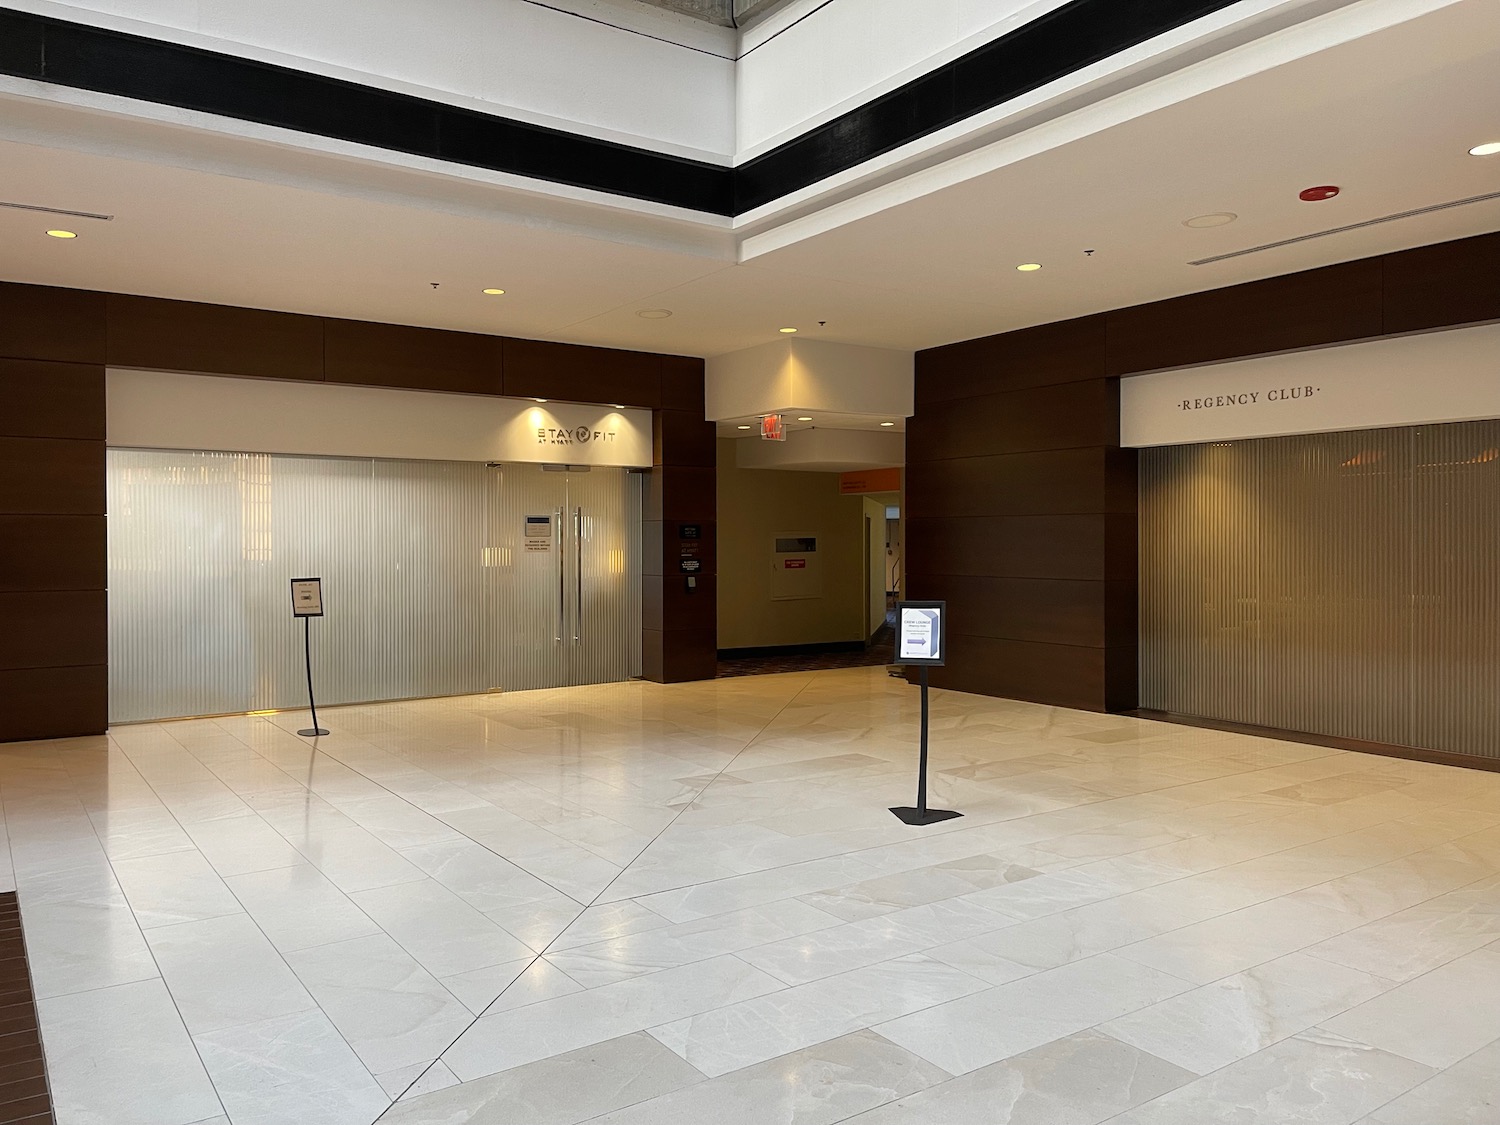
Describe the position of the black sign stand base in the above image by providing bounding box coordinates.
[296,615,329,738]
[890,665,961,826]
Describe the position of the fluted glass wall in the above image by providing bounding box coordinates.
[1140,420,1500,759]
[108,451,642,722]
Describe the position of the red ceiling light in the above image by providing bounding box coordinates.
[1299,185,1341,202]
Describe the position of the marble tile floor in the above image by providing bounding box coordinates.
[1,666,1498,1124]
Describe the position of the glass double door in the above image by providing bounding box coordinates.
[483,463,642,692]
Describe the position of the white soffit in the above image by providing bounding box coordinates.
[1120,323,1500,447]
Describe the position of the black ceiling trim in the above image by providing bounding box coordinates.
[0,1,1242,218]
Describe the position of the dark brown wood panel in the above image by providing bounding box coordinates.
[905,448,1117,519]
[904,574,1106,648]
[0,665,108,741]
[0,516,106,593]
[928,634,1108,711]
[645,573,717,633]
[654,409,716,468]
[916,315,1106,404]
[0,591,107,670]
[107,294,325,381]
[1105,258,1385,375]
[0,438,104,515]
[645,466,716,523]
[502,338,661,408]
[661,355,707,412]
[903,514,1134,581]
[323,319,501,395]
[644,626,718,684]
[1383,231,1500,335]
[907,380,1113,461]
[0,361,105,440]
[0,891,54,1125]
[0,283,106,364]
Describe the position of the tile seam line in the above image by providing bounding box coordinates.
[116,720,394,1108]
[371,674,820,1114]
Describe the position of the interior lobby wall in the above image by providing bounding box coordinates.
[0,283,716,742]
[715,438,864,651]
[908,229,1500,721]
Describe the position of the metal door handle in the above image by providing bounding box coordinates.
[554,508,564,644]
[573,507,583,644]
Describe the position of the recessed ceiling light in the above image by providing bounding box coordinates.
[1299,185,1340,202]
[637,308,673,319]
[779,327,798,334]
[534,398,548,403]
[797,416,813,422]
[880,421,896,427]
[610,404,625,410]
[46,229,77,239]
[737,425,751,430]
[482,288,505,295]
[1470,142,1500,157]
[1183,212,1238,229]
[1016,263,1042,272]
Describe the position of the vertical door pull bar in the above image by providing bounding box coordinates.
[554,507,564,644]
[573,507,583,644]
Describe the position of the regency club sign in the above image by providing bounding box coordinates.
[1122,323,1500,448]
[1178,385,1321,412]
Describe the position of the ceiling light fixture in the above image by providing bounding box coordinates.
[1183,213,1238,229]
[482,288,505,295]
[534,398,548,403]
[880,421,896,427]
[1299,185,1341,202]
[46,229,77,239]
[797,416,813,422]
[779,327,798,334]
[737,425,751,430]
[1017,263,1042,272]
[1470,142,1500,157]
[637,308,673,319]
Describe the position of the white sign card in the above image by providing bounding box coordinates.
[290,578,324,618]
[524,515,552,552]
[898,601,945,666]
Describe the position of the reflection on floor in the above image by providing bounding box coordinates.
[4,667,1499,1125]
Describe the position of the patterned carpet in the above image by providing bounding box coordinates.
[717,622,897,678]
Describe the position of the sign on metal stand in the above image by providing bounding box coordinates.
[290,578,329,737]
[891,600,961,826]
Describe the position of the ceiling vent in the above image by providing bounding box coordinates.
[1188,189,1500,266]
[0,201,114,222]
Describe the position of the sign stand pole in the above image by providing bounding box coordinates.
[297,615,329,738]
[890,666,961,825]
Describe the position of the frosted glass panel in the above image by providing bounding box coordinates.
[1140,419,1500,759]
[108,450,641,722]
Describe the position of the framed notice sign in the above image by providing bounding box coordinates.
[290,578,324,618]
[897,600,945,666]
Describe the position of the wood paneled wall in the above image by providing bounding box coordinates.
[908,230,1500,713]
[0,284,715,742]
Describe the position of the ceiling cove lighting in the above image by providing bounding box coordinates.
[779,327,798,334]
[1016,263,1042,272]
[1470,142,1500,157]
[46,229,77,238]
[482,288,505,295]
[1184,213,1238,228]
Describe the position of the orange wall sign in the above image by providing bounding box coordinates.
[839,467,902,495]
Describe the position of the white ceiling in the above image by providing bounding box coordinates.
[0,0,1497,361]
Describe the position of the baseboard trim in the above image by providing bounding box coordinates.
[1124,709,1500,774]
[718,640,867,660]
